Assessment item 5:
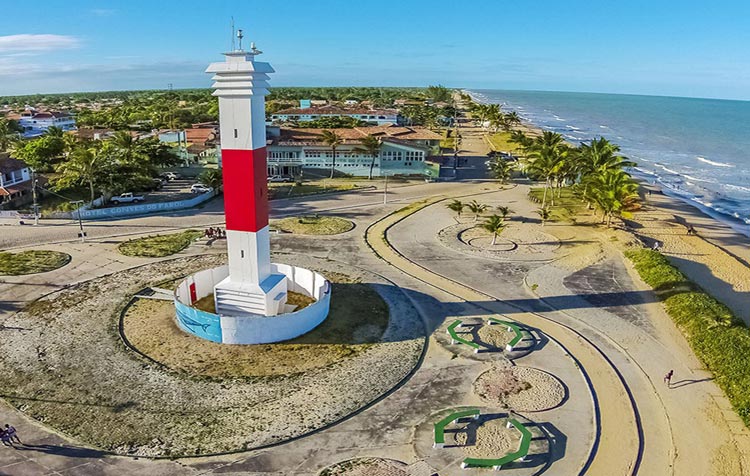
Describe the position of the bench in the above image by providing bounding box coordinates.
[487,317,524,352]
[433,408,480,448]
[447,320,481,353]
[460,418,532,470]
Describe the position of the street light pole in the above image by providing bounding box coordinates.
[71,200,85,242]
[383,173,388,205]
[30,168,39,225]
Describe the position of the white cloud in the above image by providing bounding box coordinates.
[0,34,80,53]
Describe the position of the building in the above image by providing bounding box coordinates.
[185,126,219,158]
[18,109,76,138]
[266,124,442,177]
[271,104,400,126]
[0,153,38,208]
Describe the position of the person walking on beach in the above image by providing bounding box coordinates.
[4,425,20,444]
[0,428,13,448]
[664,369,674,387]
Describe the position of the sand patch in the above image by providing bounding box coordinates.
[475,366,565,412]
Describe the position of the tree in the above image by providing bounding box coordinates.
[526,131,568,208]
[11,135,64,172]
[446,199,464,222]
[0,119,20,152]
[481,214,506,245]
[589,169,639,226]
[488,158,513,183]
[198,169,223,192]
[55,142,113,203]
[496,206,512,221]
[537,207,551,226]
[353,135,382,180]
[426,84,452,103]
[466,200,488,221]
[577,137,636,208]
[502,111,522,130]
[321,130,342,179]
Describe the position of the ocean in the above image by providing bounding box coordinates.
[467,89,750,236]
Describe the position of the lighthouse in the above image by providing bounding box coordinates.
[206,32,288,317]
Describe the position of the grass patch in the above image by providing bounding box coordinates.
[625,248,750,425]
[486,131,523,154]
[268,181,358,200]
[529,187,586,222]
[0,250,71,275]
[117,230,203,258]
[272,216,354,235]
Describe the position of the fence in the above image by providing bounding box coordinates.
[72,192,215,220]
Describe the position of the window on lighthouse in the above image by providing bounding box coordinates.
[234,129,238,138]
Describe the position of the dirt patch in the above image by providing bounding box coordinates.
[455,418,519,459]
[319,457,409,476]
[477,325,515,350]
[287,290,315,310]
[122,280,389,379]
[474,366,565,412]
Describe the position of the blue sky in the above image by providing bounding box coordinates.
[1,0,749,100]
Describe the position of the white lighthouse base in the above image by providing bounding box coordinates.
[214,273,288,317]
[174,263,331,344]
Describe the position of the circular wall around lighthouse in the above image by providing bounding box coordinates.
[174,263,331,344]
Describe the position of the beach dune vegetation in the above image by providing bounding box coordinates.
[626,248,750,425]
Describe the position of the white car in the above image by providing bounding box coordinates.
[161,172,181,181]
[111,193,144,204]
[267,175,293,183]
[190,184,213,194]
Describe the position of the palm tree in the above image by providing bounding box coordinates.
[503,111,522,130]
[446,199,464,222]
[55,142,112,203]
[353,135,382,180]
[321,130,342,179]
[45,126,64,139]
[198,169,223,193]
[526,131,568,208]
[481,214,506,245]
[577,137,636,208]
[466,200,488,221]
[589,169,639,226]
[496,206,512,221]
[111,130,140,163]
[488,158,513,184]
[537,207,551,226]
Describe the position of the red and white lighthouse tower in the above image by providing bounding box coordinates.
[206,34,287,317]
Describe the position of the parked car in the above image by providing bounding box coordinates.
[111,193,145,204]
[161,172,181,181]
[267,175,293,183]
[190,184,213,194]
[150,178,165,190]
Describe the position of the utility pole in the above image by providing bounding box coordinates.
[30,168,39,225]
[383,173,388,205]
[71,200,86,242]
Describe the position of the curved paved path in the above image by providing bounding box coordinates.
[364,196,641,476]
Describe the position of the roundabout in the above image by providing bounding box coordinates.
[0,253,424,456]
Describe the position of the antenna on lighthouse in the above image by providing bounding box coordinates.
[237,29,244,51]
[230,17,236,51]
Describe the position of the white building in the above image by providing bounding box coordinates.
[266,124,442,177]
[0,154,34,208]
[18,110,76,138]
[271,104,400,126]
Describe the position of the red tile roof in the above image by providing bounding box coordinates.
[273,125,441,147]
[272,104,399,117]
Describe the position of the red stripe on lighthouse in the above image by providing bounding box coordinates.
[221,148,269,232]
